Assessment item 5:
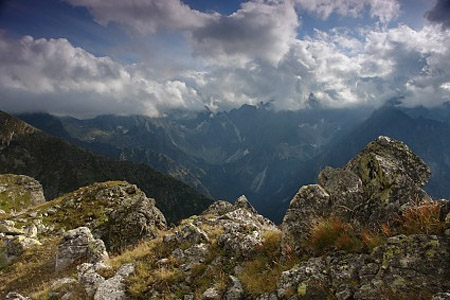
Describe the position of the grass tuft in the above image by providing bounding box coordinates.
[397,200,444,235]
[239,230,299,296]
[308,217,363,255]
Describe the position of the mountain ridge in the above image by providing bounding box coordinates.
[0,110,213,223]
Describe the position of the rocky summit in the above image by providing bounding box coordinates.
[0,136,449,299]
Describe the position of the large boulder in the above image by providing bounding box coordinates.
[0,235,41,264]
[0,174,45,213]
[30,181,167,252]
[101,185,167,252]
[343,136,431,226]
[94,263,135,300]
[282,136,432,255]
[210,196,278,259]
[281,185,330,255]
[77,262,111,298]
[358,234,450,299]
[55,227,108,272]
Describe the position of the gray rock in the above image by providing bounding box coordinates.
[318,166,365,221]
[94,263,135,300]
[276,234,450,299]
[433,292,450,300]
[48,278,80,299]
[218,227,263,259]
[225,276,244,300]
[96,184,167,253]
[0,174,45,213]
[1,235,41,262]
[24,224,37,238]
[256,293,278,300]
[55,227,108,272]
[366,234,450,297]
[51,277,78,289]
[202,287,221,300]
[234,195,257,214]
[77,263,108,297]
[277,257,329,299]
[281,184,330,255]
[5,292,32,300]
[344,136,431,227]
[172,223,210,245]
[0,224,25,235]
[202,200,235,216]
[173,243,211,271]
[281,136,435,256]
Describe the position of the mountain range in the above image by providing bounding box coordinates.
[0,111,212,224]
[16,101,450,222]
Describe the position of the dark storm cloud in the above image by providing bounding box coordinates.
[426,0,450,29]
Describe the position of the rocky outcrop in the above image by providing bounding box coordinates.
[77,262,110,298]
[0,235,41,264]
[206,196,277,259]
[139,194,279,298]
[282,136,433,255]
[225,275,245,300]
[3,181,167,253]
[98,184,167,252]
[344,136,431,226]
[94,263,135,300]
[0,174,45,213]
[55,227,108,272]
[277,234,450,299]
[1,136,449,300]
[281,184,331,255]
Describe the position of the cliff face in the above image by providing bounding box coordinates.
[1,136,449,300]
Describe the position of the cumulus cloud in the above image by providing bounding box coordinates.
[190,1,298,65]
[178,24,450,110]
[66,0,299,65]
[0,34,204,118]
[66,0,212,34]
[1,16,450,117]
[426,0,450,30]
[295,0,400,24]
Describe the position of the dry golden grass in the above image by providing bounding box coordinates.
[397,200,444,235]
[360,229,387,251]
[108,237,163,269]
[0,237,84,299]
[308,217,363,255]
[239,230,299,296]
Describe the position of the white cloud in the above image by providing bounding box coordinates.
[295,0,400,24]
[178,24,450,110]
[66,0,299,66]
[190,1,299,65]
[1,16,450,117]
[66,0,213,34]
[0,34,204,118]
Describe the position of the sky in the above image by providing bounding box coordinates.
[0,0,450,118]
